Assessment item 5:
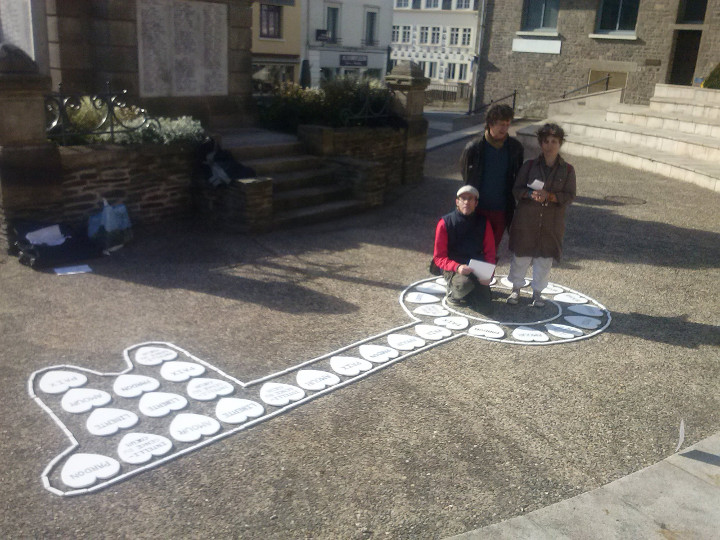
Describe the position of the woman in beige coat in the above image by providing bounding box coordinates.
[507,123,576,307]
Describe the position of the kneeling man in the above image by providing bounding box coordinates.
[433,185,496,315]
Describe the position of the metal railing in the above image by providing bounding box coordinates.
[561,73,611,99]
[339,88,396,127]
[45,82,159,145]
[469,89,517,115]
[425,82,471,105]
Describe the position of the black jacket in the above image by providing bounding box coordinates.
[459,134,524,227]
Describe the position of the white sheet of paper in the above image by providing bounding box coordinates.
[468,259,495,281]
[54,265,93,275]
[527,179,545,190]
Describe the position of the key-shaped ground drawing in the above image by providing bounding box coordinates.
[29,275,610,496]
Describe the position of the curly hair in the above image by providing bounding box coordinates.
[536,123,565,144]
[485,103,514,127]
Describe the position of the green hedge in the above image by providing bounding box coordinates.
[257,78,396,133]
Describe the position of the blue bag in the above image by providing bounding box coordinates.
[88,199,133,251]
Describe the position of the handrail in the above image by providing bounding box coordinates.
[468,89,517,115]
[562,73,610,99]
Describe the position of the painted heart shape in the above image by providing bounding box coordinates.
[434,316,470,330]
[468,323,506,339]
[500,276,529,289]
[329,356,373,376]
[511,326,550,342]
[38,370,87,394]
[568,304,604,317]
[187,377,235,401]
[138,392,188,417]
[259,382,306,407]
[61,388,112,414]
[134,346,178,365]
[541,284,564,295]
[113,374,160,398]
[160,361,206,382]
[564,315,602,330]
[296,369,340,391]
[86,408,139,436]
[414,282,447,295]
[61,453,121,489]
[117,432,173,464]
[359,344,400,363]
[545,323,584,339]
[387,333,426,351]
[413,304,449,316]
[434,277,447,286]
[169,413,221,443]
[215,398,265,424]
[553,292,588,304]
[415,324,452,341]
[404,292,441,304]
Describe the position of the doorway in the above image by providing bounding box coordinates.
[668,30,702,86]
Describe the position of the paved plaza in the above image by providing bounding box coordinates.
[0,129,718,538]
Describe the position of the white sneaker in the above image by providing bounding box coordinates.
[506,289,520,305]
[531,292,545,308]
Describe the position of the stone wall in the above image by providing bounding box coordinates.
[46,0,253,128]
[1,143,196,249]
[478,0,720,117]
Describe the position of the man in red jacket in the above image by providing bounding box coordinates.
[433,185,496,315]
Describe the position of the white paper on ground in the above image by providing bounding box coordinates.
[468,259,496,281]
[26,225,66,246]
[527,179,545,190]
[54,265,93,275]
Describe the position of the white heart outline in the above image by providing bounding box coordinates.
[138,392,188,418]
[259,382,306,407]
[134,346,178,365]
[38,370,88,395]
[113,374,160,398]
[433,316,470,330]
[86,408,139,436]
[61,453,121,488]
[511,326,550,342]
[296,369,341,391]
[330,356,373,376]
[169,413,221,443]
[186,377,235,401]
[215,398,265,424]
[387,333,426,351]
[160,361,206,382]
[61,388,112,414]
[117,432,173,465]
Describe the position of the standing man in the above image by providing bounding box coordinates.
[460,104,524,251]
[433,185,496,315]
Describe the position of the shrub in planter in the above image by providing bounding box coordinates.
[703,63,720,89]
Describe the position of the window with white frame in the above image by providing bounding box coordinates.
[455,0,470,8]
[326,6,340,42]
[427,61,437,78]
[425,0,439,8]
[365,10,378,45]
[449,27,459,45]
[446,63,456,79]
[396,0,409,7]
[392,25,399,42]
[522,0,559,31]
[419,26,429,43]
[461,28,472,46]
[459,63,467,80]
[431,26,440,44]
[260,4,282,38]
[401,25,411,42]
[597,0,640,32]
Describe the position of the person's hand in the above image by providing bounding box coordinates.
[532,189,549,203]
[457,264,473,276]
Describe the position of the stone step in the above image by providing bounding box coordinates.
[225,141,304,161]
[556,133,720,192]
[273,183,353,213]
[653,83,720,106]
[272,199,366,229]
[606,104,720,138]
[271,167,338,193]
[649,96,720,121]
[243,154,324,175]
[551,113,720,163]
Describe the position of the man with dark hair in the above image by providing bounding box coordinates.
[433,185,496,315]
[459,103,524,251]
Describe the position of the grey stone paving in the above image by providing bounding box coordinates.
[0,124,718,538]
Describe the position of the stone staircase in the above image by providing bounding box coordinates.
[519,84,720,192]
[214,128,365,229]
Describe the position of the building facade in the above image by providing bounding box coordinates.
[251,0,303,90]
[477,0,720,117]
[304,0,394,86]
[390,0,479,84]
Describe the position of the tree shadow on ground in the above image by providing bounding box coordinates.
[606,311,720,349]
